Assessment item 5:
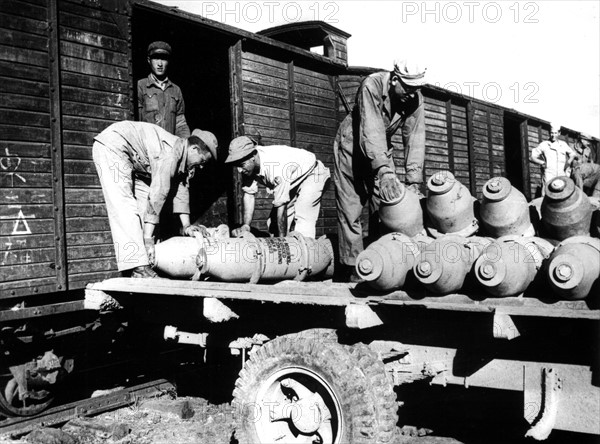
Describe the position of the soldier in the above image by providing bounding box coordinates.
[571,133,600,202]
[225,136,330,238]
[137,41,190,138]
[530,123,576,196]
[92,121,217,278]
[333,59,427,278]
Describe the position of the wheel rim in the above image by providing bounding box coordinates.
[0,376,54,417]
[249,366,344,444]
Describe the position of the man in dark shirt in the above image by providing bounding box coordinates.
[137,41,190,138]
[93,121,217,278]
[571,134,600,202]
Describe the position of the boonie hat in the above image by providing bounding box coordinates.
[393,59,427,87]
[191,129,218,161]
[148,41,172,57]
[225,136,257,163]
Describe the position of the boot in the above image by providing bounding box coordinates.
[130,265,159,279]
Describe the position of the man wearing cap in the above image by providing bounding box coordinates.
[333,59,427,276]
[530,123,576,196]
[137,41,190,138]
[571,134,600,201]
[93,121,218,278]
[225,136,330,238]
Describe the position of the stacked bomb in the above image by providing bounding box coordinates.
[356,171,599,301]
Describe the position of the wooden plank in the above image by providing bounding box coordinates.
[242,70,288,90]
[295,92,335,108]
[64,174,100,187]
[0,1,47,21]
[62,115,116,133]
[58,10,121,38]
[296,122,336,137]
[0,44,48,67]
[65,203,107,218]
[0,109,50,128]
[241,58,287,79]
[61,56,128,81]
[61,86,128,108]
[63,159,97,175]
[59,27,128,53]
[0,217,54,236]
[295,82,335,99]
[244,91,288,110]
[66,217,110,232]
[65,188,104,203]
[62,101,129,121]
[243,102,290,119]
[67,244,114,260]
[0,262,56,283]
[0,60,48,83]
[296,103,336,118]
[66,230,112,246]
[0,27,47,52]
[59,41,129,67]
[64,144,93,160]
[61,71,129,93]
[244,114,290,130]
[0,93,49,113]
[241,51,287,70]
[0,172,52,187]
[243,81,289,100]
[0,12,48,36]
[0,204,53,219]
[0,247,55,266]
[293,71,332,90]
[0,76,49,97]
[0,189,52,204]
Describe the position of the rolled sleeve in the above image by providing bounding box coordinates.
[358,81,390,171]
[241,177,258,195]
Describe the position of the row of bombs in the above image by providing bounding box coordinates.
[355,172,600,300]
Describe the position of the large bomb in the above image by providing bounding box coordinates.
[355,233,431,291]
[541,176,593,240]
[378,184,425,237]
[425,171,478,238]
[154,232,334,283]
[413,235,490,294]
[546,236,600,300]
[479,177,535,237]
[474,236,555,297]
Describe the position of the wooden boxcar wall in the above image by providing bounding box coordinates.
[233,43,338,237]
[1,0,131,299]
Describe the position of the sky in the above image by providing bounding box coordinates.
[155,0,600,137]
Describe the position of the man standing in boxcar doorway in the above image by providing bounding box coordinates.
[137,41,190,138]
[529,123,576,196]
[333,59,427,280]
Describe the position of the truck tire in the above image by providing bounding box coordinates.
[233,331,398,443]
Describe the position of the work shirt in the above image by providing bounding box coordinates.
[94,121,189,224]
[137,74,190,138]
[241,145,317,207]
[357,71,424,173]
[531,139,575,183]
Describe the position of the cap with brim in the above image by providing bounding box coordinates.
[148,41,171,57]
[191,129,218,161]
[393,59,427,87]
[225,136,256,163]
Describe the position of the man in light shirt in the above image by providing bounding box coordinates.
[225,136,330,238]
[93,121,217,278]
[530,123,576,195]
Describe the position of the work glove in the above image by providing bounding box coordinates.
[181,224,209,237]
[378,168,403,202]
[232,224,251,238]
[143,237,155,266]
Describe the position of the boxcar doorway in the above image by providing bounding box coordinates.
[131,6,236,230]
[503,113,527,196]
